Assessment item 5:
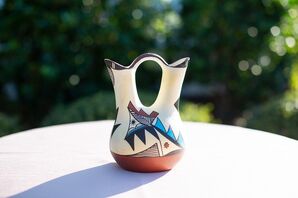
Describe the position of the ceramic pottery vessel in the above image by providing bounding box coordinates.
[105,53,189,172]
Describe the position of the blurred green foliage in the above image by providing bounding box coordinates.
[0,113,20,136]
[0,0,298,139]
[180,103,216,123]
[42,91,216,126]
[41,91,115,126]
[290,62,298,91]
[245,91,298,139]
[171,0,288,122]
[242,0,298,139]
[0,0,172,127]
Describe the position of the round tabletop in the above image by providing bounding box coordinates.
[0,120,298,198]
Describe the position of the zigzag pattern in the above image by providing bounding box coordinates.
[125,102,184,151]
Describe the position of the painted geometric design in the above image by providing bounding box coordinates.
[154,118,166,132]
[177,132,185,147]
[111,107,121,137]
[167,126,176,140]
[165,149,183,156]
[111,124,120,137]
[125,143,183,158]
[129,143,160,157]
[125,102,184,153]
[128,101,158,126]
[125,118,159,150]
[174,99,179,111]
[164,142,170,149]
[153,118,184,148]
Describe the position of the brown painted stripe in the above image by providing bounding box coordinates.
[111,149,184,172]
[130,143,160,157]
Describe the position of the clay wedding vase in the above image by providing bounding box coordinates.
[105,53,189,172]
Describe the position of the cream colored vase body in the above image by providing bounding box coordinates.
[105,53,189,172]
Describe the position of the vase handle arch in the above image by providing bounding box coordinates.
[131,53,190,110]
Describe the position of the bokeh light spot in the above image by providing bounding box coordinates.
[69,75,80,86]
[277,48,286,56]
[289,8,298,18]
[270,26,280,36]
[132,9,143,20]
[285,37,296,48]
[247,26,258,37]
[280,0,289,7]
[259,55,271,66]
[251,64,262,76]
[238,60,249,71]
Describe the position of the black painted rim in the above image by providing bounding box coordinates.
[104,53,190,70]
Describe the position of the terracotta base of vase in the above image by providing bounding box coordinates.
[111,150,184,173]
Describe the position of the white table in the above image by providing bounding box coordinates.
[0,120,298,198]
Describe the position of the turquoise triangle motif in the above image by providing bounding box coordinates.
[167,127,176,140]
[155,118,166,133]
[177,132,185,147]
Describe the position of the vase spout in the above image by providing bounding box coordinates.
[169,57,190,68]
[105,59,129,70]
[104,59,118,70]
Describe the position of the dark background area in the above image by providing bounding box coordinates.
[0,0,298,139]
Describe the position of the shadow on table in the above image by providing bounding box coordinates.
[12,163,167,198]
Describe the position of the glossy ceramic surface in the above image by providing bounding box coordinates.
[105,53,189,172]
